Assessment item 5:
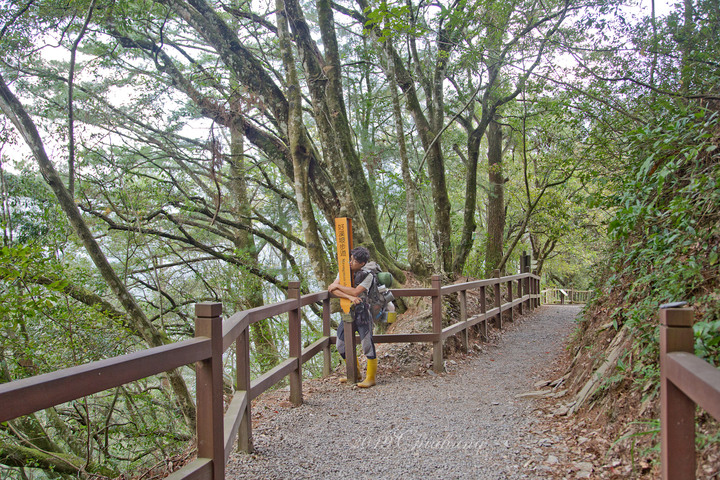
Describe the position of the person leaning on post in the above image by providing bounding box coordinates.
[328,246,377,388]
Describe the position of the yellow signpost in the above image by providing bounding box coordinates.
[334,217,353,313]
[334,217,358,383]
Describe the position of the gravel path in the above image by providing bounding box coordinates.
[227,305,581,479]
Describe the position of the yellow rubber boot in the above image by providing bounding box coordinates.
[357,358,377,388]
[339,357,361,384]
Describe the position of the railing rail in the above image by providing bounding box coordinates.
[0,338,211,424]
[0,258,542,479]
[540,288,592,304]
[660,306,720,479]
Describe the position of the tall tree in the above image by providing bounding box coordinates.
[385,36,427,276]
[453,0,573,275]
[228,120,280,370]
[484,115,505,276]
[0,74,197,473]
[355,0,459,274]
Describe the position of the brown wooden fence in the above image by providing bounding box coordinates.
[660,306,720,479]
[0,269,541,480]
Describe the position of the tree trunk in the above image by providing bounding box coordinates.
[284,0,403,280]
[427,143,453,276]
[680,0,695,95]
[276,0,331,285]
[453,126,481,275]
[484,116,505,277]
[386,38,426,277]
[0,441,115,477]
[380,34,453,275]
[0,350,80,475]
[454,55,504,276]
[530,234,557,277]
[158,0,344,251]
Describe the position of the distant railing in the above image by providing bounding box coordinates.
[660,306,720,479]
[0,263,541,480]
[540,288,591,304]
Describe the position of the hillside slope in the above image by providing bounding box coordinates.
[548,105,720,478]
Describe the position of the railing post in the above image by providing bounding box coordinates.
[526,253,536,309]
[493,269,502,330]
[432,274,444,373]
[517,276,524,315]
[288,281,303,406]
[507,277,514,322]
[523,253,531,311]
[459,289,468,353]
[530,277,534,309]
[660,306,695,480]
[478,285,488,342]
[537,277,541,308]
[343,313,359,383]
[520,253,528,314]
[322,295,331,377]
[195,302,225,480]
[236,315,253,453]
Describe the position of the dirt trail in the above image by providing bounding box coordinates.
[226,305,581,479]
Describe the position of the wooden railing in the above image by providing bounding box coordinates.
[0,269,541,480]
[540,288,592,304]
[660,306,720,479]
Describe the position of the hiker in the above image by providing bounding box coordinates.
[328,246,378,388]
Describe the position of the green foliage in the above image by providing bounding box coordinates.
[0,166,71,245]
[0,241,192,477]
[694,315,720,367]
[363,1,425,41]
[592,105,720,389]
